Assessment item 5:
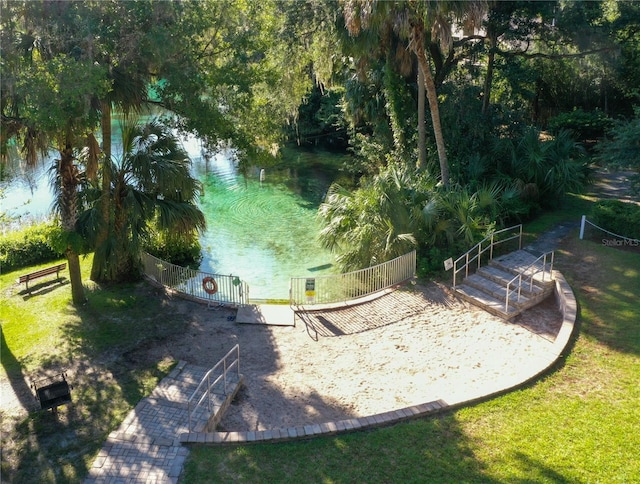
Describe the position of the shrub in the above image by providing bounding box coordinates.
[593,107,640,169]
[417,245,460,279]
[143,229,202,269]
[591,200,640,240]
[548,108,612,141]
[502,128,592,208]
[0,222,65,271]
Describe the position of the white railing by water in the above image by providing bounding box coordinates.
[142,253,249,306]
[504,251,554,314]
[452,225,522,288]
[187,344,240,432]
[290,250,416,307]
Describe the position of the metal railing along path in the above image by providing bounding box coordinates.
[452,225,522,288]
[290,250,416,307]
[142,252,249,306]
[187,344,240,432]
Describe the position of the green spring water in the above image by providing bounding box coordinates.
[195,150,340,300]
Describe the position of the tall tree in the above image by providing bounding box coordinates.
[343,0,486,186]
[480,1,625,120]
[86,1,153,282]
[1,1,109,304]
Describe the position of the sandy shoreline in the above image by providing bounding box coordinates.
[1,282,562,432]
[140,282,562,431]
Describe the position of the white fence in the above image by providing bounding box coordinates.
[579,215,640,248]
[142,253,249,306]
[290,250,416,307]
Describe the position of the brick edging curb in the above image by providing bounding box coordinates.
[180,400,448,445]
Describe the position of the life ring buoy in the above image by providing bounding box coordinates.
[202,276,218,295]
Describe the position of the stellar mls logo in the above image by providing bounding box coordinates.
[602,238,640,247]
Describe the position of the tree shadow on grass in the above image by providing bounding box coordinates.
[509,452,573,484]
[185,412,503,483]
[558,237,640,355]
[0,326,38,414]
[18,278,69,300]
[4,281,198,482]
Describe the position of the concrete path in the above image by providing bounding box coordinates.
[524,221,579,255]
[236,303,294,326]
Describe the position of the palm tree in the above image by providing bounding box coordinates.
[1,1,110,304]
[79,117,205,282]
[318,163,429,270]
[49,138,89,304]
[86,1,161,282]
[343,0,487,186]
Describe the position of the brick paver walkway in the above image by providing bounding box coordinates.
[85,362,208,484]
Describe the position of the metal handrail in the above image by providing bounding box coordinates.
[504,251,554,314]
[290,250,416,307]
[452,225,522,288]
[187,344,240,431]
[142,252,249,306]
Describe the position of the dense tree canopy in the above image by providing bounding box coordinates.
[2,0,638,278]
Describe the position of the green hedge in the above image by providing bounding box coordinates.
[591,200,640,240]
[0,222,65,271]
[143,229,202,269]
[548,108,612,141]
[0,221,203,274]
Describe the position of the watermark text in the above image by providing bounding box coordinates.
[602,238,640,247]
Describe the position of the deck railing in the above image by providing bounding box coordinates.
[290,250,416,307]
[452,225,522,288]
[142,253,248,306]
[187,345,240,432]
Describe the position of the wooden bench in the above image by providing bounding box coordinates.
[18,263,67,292]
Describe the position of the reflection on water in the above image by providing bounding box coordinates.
[3,134,341,300]
[1,149,54,222]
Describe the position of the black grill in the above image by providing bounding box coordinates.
[32,373,72,413]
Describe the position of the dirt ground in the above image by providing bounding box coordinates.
[1,280,562,435]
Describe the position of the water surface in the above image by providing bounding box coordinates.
[192,147,339,300]
[2,138,342,300]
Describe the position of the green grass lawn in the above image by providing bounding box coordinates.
[0,256,181,483]
[182,212,640,483]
